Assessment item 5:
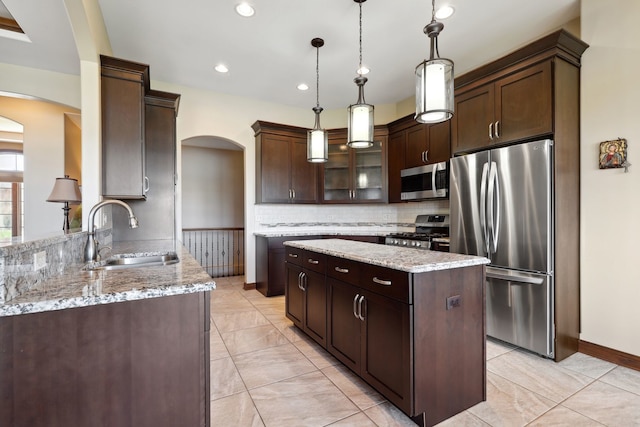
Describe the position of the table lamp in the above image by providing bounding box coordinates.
[47,175,82,233]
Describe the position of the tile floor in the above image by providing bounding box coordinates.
[209,276,640,426]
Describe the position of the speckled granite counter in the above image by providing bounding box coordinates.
[284,238,489,273]
[0,241,215,317]
[254,230,396,238]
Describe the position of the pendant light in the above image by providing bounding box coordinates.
[347,0,374,149]
[415,0,454,124]
[307,38,328,163]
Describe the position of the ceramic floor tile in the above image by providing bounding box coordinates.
[433,410,490,427]
[486,337,516,360]
[527,405,606,426]
[221,324,289,356]
[233,343,317,389]
[212,308,271,333]
[270,318,307,343]
[362,402,417,426]
[210,391,264,427]
[209,356,247,401]
[563,380,640,426]
[209,327,230,360]
[325,412,377,426]
[557,352,617,379]
[467,371,555,426]
[211,289,256,313]
[249,370,359,427]
[487,349,593,402]
[321,364,386,411]
[293,335,340,369]
[599,365,640,395]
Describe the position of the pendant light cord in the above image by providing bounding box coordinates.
[315,44,320,109]
[358,1,363,76]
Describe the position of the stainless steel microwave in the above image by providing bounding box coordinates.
[400,161,449,200]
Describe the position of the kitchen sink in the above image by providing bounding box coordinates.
[84,252,179,271]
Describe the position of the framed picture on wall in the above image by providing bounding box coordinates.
[599,138,627,169]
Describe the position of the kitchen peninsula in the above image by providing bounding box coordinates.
[284,239,489,427]
[0,241,215,427]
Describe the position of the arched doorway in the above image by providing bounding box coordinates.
[181,135,245,278]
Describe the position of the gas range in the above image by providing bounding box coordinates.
[385,214,450,251]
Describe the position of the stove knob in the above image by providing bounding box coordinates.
[415,242,422,248]
[402,241,408,246]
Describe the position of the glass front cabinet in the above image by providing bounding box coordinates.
[322,128,388,203]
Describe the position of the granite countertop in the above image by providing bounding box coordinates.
[254,230,396,238]
[284,239,489,273]
[0,242,215,317]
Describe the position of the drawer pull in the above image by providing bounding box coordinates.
[334,267,349,274]
[373,277,392,286]
[353,294,359,319]
[288,253,298,258]
[307,258,320,265]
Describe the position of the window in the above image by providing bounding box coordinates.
[0,152,24,240]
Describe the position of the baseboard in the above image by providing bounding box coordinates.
[243,282,256,291]
[579,340,640,372]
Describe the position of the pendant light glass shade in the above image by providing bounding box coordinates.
[307,38,328,162]
[415,0,454,124]
[347,0,374,148]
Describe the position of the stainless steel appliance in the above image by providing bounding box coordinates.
[400,161,448,200]
[385,214,449,251]
[450,139,554,358]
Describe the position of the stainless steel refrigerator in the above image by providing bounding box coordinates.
[450,139,554,358]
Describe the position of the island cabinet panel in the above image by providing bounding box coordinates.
[288,245,486,427]
[0,292,210,427]
[285,248,327,347]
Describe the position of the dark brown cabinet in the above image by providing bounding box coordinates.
[451,58,552,154]
[388,116,451,203]
[253,121,319,204]
[321,127,388,203]
[285,247,327,347]
[0,292,210,427]
[286,242,486,426]
[100,55,150,199]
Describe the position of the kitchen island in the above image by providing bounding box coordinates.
[284,239,489,427]
[0,242,215,427]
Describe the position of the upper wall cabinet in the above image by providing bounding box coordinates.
[321,127,388,204]
[451,30,587,156]
[253,121,319,204]
[100,55,151,199]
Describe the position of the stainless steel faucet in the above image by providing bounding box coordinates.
[84,199,139,262]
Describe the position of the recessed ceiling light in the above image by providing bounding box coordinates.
[297,83,309,91]
[435,5,455,19]
[357,66,370,75]
[235,3,255,17]
[214,64,229,73]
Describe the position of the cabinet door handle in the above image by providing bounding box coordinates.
[424,150,429,163]
[488,122,494,141]
[307,258,319,265]
[357,295,365,321]
[298,272,303,290]
[292,189,296,199]
[353,294,360,319]
[494,120,500,139]
[373,277,392,286]
[302,273,307,291]
[288,253,298,258]
[334,267,349,274]
[144,176,150,193]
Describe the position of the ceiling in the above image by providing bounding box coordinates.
[0,0,579,111]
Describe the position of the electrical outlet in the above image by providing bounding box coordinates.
[446,295,461,310]
[34,251,47,271]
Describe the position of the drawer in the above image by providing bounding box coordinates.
[327,257,362,286]
[360,264,411,303]
[285,246,305,266]
[300,250,326,274]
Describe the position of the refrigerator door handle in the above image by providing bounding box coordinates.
[487,161,498,254]
[491,161,501,253]
[486,269,545,285]
[480,162,490,255]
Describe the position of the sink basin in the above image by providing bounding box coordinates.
[85,252,179,271]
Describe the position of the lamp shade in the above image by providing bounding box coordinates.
[415,57,454,123]
[47,175,82,203]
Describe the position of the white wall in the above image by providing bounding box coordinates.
[182,146,244,228]
[0,95,80,238]
[580,0,640,356]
